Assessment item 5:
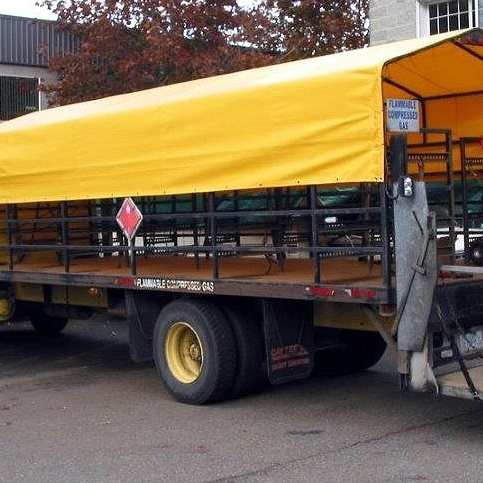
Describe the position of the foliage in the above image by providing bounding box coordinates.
[255,0,369,61]
[38,0,368,105]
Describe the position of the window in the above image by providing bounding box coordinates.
[418,0,478,36]
[0,76,39,121]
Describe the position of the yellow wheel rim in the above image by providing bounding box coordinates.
[165,322,203,383]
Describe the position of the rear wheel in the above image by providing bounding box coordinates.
[30,311,68,336]
[313,329,386,376]
[153,299,236,405]
[222,305,265,398]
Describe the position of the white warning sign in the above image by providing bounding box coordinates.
[386,99,420,132]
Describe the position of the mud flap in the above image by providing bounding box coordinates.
[262,299,314,384]
[393,182,438,352]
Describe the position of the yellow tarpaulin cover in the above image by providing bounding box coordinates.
[0,28,482,203]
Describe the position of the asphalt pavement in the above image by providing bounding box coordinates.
[1,315,482,483]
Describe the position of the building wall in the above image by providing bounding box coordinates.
[369,0,417,45]
[370,0,483,45]
[0,14,76,118]
[0,15,76,67]
[0,64,57,110]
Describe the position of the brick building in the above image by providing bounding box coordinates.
[369,0,483,44]
[0,14,75,121]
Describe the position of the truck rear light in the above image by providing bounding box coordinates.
[308,286,378,299]
[308,286,335,297]
[379,304,395,316]
[397,175,414,197]
[349,288,377,299]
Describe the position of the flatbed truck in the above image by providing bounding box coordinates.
[0,29,483,404]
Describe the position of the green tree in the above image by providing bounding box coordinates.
[39,0,368,105]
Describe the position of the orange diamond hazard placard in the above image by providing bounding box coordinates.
[116,197,143,241]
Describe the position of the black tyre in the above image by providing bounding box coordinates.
[153,299,236,405]
[30,311,68,336]
[222,305,265,398]
[313,329,386,376]
[467,238,483,266]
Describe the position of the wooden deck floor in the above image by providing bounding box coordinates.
[3,252,386,287]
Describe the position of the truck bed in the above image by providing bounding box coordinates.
[0,254,390,302]
[4,251,482,303]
